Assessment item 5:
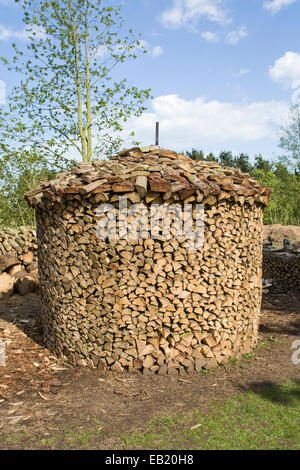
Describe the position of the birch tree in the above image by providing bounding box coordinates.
[0,0,151,162]
[279,104,300,171]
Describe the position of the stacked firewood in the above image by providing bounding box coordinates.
[0,251,38,299]
[0,227,38,299]
[0,226,37,256]
[263,252,300,291]
[25,146,270,374]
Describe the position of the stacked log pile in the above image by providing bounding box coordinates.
[25,146,271,374]
[0,226,37,256]
[0,250,38,299]
[263,252,300,291]
[0,227,38,299]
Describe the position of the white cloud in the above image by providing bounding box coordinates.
[0,23,46,41]
[0,24,27,41]
[270,51,300,104]
[236,68,250,77]
[26,24,46,40]
[95,45,109,58]
[226,25,248,45]
[269,51,300,88]
[263,0,297,14]
[160,0,230,29]
[201,31,219,42]
[141,41,164,58]
[125,94,288,152]
[0,0,16,5]
[96,40,163,59]
[151,45,163,57]
[0,80,6,105]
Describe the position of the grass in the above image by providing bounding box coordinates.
[1,420,107,450]
[1,380,299,450]
[255,336,285,351]
[120,380,300,450]
[60,426,106,449]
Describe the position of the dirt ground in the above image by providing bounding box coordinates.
[0,289,299,450]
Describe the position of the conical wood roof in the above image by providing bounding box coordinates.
[25,146,271,208]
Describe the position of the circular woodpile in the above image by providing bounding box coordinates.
[25,146,271,375]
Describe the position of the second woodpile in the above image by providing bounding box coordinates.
[0,227,38,299]
[0,226,37,256]
[0,250,38,299]
[25,146,271,375]
[263,252,300,291]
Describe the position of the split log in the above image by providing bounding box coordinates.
[0,253,20,273]
[0,273,14,299]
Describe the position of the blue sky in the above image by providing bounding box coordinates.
[1,0,300,161]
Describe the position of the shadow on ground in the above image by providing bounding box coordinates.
[237,379,300,407]
[0,291,44,348]
[259,319,300,336]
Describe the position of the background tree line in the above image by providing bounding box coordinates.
[1,145,299,228]
[185,149,300,226]
[0,1,299,228]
